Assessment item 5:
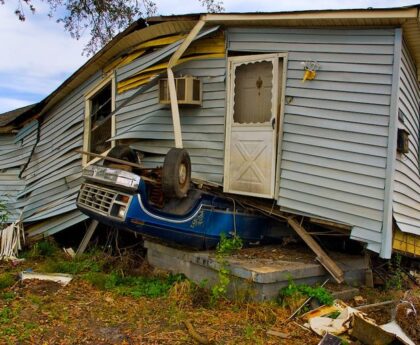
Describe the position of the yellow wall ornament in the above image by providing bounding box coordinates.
[301,60,320,82]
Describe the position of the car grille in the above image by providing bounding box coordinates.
[77,183,131,220]
[78,184,116,215]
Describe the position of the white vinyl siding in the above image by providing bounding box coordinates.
[393,41,420,236]
[228,27,396,253]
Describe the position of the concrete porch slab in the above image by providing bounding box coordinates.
[144,240,370,301]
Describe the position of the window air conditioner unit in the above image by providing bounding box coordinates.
[159,76,202,106]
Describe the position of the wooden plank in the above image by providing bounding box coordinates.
[166,20,206,149]
[309,217,352,232]
[76,220,99,256]
[287,218,344,283]
[76,149,158,184]
[77,149,143,169]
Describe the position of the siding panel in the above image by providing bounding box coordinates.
[18,73,101,237]
[114,58,226,184]
[393,41,420,236]
[228,27,395,252]
[0,122,38,222]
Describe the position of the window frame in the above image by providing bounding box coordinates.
[82,73,116,167]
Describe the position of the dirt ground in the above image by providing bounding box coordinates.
[0,245,416,345]
[0,277,320,345]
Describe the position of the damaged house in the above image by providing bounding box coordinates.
[1,5,420,263]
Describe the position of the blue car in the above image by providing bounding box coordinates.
[76,162,290,249]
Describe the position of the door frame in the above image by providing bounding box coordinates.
[223,53,288,199]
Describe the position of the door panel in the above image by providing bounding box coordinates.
[229,128,274,196]
[224,55,281,198]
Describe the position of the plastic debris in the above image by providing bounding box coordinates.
[381,321,416,345]
[20,272,73,286]
[304,300,367,336]
[0,221,25,260]
[304,299,416,345]
[63,247,76,258]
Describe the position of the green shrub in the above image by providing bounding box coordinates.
[34,249,107,275]
[278,280,333,307]
[0,273,15,290]
[216,233,243,255]
[24,240,58,258]
[0,292,16,301]
[385,254,404,290]
[211,234,243,302]
[82,271,184,298]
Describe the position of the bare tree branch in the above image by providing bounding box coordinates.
[2,0,223,56]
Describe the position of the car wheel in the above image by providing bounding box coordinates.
[104,145,138,172]
[162,148,191,199]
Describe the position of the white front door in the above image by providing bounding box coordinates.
[224,54,282,198]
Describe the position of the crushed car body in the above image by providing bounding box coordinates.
[77,163,289,249]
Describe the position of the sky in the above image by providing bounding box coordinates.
[0,0,419,113]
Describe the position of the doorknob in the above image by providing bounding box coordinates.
[271,118,276,130]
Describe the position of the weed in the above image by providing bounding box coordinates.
[24,240,58,258]
[385,254,404,290]
[27,294,42,305]
[244,323,256,339]
[82,272,112,289]
[211,234,243,302]
[0,307,13,324]
[34,250,107,275]
[116,274,183,298]
[278,279,333,309]
[212,266,231,300]
[0,273,15,290]
[82,271,184,298]
[216,233,243,255]
[0,292,15,301]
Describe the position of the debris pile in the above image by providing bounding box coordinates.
[299,296,418,345]
[395,291,420,344]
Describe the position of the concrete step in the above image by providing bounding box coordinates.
[144,240,370,301]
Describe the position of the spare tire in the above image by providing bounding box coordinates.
[104,145,138,172]
[162,148,191,199]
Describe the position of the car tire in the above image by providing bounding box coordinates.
[162,148,191,199]
[104,145,138,172]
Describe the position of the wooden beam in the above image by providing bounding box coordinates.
[167,19,205,149]
[167,68,183,148]
[76,220,99,256]
[76,149,158,184]
[77,149,143,169]
[200,188,345,283]
[287,218,344,283]
[309,217,352,233]
[167,20,205,69]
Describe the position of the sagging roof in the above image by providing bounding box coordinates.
[3,4,420,127]
[0,104,36,126]
[0,103,40,133]
[36,4,420,112]
[150,5,420,79]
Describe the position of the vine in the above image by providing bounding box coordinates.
[211,234,243,302]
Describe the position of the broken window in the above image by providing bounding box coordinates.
[83,75,115,166]
[90,83,112,155]
[233,61,273,124]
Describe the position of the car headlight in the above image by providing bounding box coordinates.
[117,206,127,219]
